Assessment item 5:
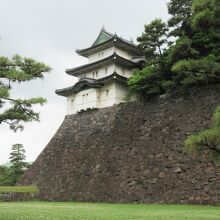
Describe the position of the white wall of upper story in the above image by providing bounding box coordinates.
[115,48,132,60]
[67,88,99,115]
[115,65,132,78]
[88,47,115,63]
[82,63,115,80]
[88,46,133,63]
[66,82,135,115]
[98,83,117,109]
[79,63,132,80]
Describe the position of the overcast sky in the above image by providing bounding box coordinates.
[0,0,169,164]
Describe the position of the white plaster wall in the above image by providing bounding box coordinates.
[66,82,137,115]
[114,65,132,78]
[115,83,128,103]
[98,83,116,108]
[84,63,115,80]
[81,64,132,80]
[115,48,132,60]
[67,88,99,115]
[80,46,134,80]
[88,47,115,63]
[88,46,133,63]
[116,83,138,102]
[67,94,76,114]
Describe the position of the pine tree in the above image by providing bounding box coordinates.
[128,19,169,98]
[185,106,220,162]
[0,165,10,186]
[129,0,220,96]
[171,0,220,88]
[0,54,51,131]
[9,144,28,185]
[137,19,168,66]
[167,0,193,37]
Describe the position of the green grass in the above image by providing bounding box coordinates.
[0,202,220,220]
[0,185,39,193]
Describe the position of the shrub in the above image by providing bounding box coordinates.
[172,59,220,87]
[128,66,163,99]
[185,106,220,161]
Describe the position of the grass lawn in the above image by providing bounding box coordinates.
[0,186,39,193]
[0,202,220,220]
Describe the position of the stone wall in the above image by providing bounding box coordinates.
[0,192,38,202]
[19,85,220,204]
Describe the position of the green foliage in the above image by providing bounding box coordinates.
[0,55,50,81]
[185,134,203,153]
[9,144,29,185]
[129,0,220,100]
[172,59,220,87]
[128,66,163,99]
[185,106,220,160]
[192,0,215,32]
[0,54,51,131]
[129,19,170,98]
[212,106,220,127]
[165,37,199,67]
[137,19,168,64]
[185,127,220,153]
[0,166,11,186]
[10,144,26,164]
[167,0,193,37]
[191,0,220,60]
[0,144,29,186]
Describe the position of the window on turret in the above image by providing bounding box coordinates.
[95,71,99,78]
[93,72,95,78]
[122,68,125,76]
[106,89,109,97]
[98,52,104,59]
[105,67,108,75]
[82,94,85,102]
[86,93,88,100]
[71,98,74,106]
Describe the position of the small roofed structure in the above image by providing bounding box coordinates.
[56,27,144,115]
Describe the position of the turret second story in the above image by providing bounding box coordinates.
[66,27,144,80]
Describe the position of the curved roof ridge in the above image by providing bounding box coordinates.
[92,28,114,47]
[66,53,137,76]
[55,72,128,97]
[76,28,140,57]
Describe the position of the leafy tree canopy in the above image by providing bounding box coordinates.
[129,0,220,98]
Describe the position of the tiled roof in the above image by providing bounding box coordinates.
[55,73,127,97]
[66,53,137,77]
[76,28,141,57]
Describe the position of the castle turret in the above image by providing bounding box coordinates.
[56,27,143,115]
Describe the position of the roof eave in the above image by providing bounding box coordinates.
[76,37,142,58]
[96,72,128,86]
[75,38,115,57]
[66,54,137,77]
[55,79,103,97]
[56,73,128,97]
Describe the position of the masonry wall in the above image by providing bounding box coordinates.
[20,85,220,204]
